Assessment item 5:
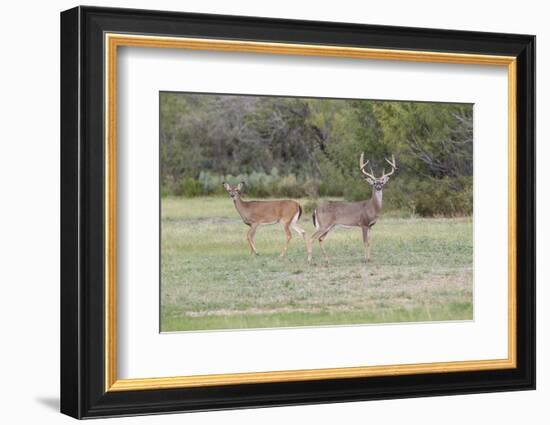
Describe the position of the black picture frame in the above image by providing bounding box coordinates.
[61,5,535,419]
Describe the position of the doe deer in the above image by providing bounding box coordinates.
[223,182,309,257]
[308,153,397,263]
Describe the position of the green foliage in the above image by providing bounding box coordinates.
[302,199,318,215]
[374,102,473,178]
[382,176,473,217]
[275,175,304,198]
[174,177,202,197]
[411,177,473,217]
[166,173,472,216]
[197,171,225,196]
[160,93,473,217]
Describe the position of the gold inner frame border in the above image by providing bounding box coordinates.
[104,33,517,392]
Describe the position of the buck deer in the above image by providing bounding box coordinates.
[308,153,397,263]
[223,182,309,257]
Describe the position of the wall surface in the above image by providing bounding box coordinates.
[0,0,545,423]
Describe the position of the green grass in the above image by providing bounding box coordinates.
[161,196,473,332]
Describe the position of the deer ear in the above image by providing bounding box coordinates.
[365,177,375,185]
[237,182,244,191]
[381,176,390,184]
[222,182,231,190]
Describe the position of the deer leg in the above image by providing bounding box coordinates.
[362,226,370,262]
[318,231,331,263]
[310,226,332,263]
[247,224,259,255]
[367,228,372,261]
[307,228,328,263]
[308,228,323,263]
[280,222,292,257]
[291,214,310,257]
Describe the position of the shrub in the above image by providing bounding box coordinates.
[343,181,370,202]
[275,174,306,198]
[382,176,472,217]
[174,177,202,197]
[337,175,472,217]
[198,171,225,195]
[302,199,318,215]
[166,171,472,217]
[160,184,171,198]
[303,178,320,199]
[412,177,472,217]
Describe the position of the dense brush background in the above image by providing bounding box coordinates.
[160,93,473,216]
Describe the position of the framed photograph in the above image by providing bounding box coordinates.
[60,6,535,419]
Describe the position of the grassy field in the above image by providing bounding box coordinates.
[161,196,473,332]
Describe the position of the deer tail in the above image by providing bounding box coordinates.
[312,209,319,229]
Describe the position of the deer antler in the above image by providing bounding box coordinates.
[380,154,397,179]
[359,152,377,180]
